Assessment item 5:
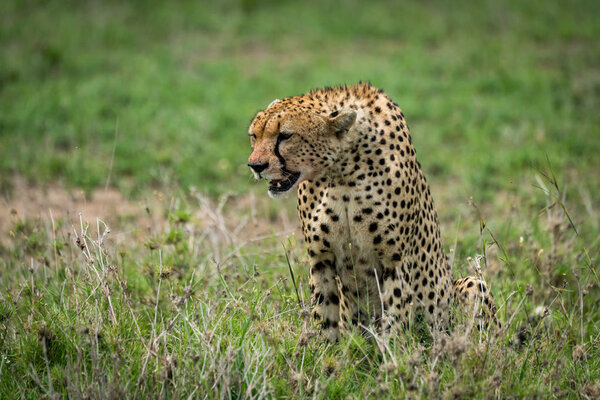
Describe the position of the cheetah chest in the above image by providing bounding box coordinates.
[313,185,387,320]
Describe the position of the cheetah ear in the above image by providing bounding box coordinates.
[267,99,281,109]
[329,109,356,136]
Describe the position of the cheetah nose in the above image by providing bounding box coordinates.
[248,162,269,173]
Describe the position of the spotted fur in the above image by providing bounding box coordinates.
[248,83,495,341]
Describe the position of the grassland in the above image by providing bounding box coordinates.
[1,0,599,398]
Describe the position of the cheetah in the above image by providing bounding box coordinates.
[247,83,495,341]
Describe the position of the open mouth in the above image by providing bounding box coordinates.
[268,171,301,193]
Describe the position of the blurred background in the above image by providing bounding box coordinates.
[0,0,598,199]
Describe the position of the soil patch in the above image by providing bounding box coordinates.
[0,178,300,247]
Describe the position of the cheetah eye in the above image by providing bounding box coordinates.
[278,132,293,142]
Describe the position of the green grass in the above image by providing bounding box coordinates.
[1,170,598,398]
[0,0,599,398]
[1,0,599,195]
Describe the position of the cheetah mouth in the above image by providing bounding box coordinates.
[268,171,301,194]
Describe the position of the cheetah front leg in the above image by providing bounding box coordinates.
[308,253,340,342]
[379,257,414,334]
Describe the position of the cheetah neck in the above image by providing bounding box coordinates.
[326,101,415,189]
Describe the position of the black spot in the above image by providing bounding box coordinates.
[314,262,326,271]
[321,224,330,233]
[369,222,378,232]
[393,288,402,297]
[315,292,325,304]
[329,293,340,305]
[373,235,382,244]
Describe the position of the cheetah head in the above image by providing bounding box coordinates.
[248,99,356,198]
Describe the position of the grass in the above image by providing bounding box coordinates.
[1,0,599,196]
[0,0,599,398]
[1,169,598,398]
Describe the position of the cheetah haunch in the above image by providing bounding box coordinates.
[248,83,494,341]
